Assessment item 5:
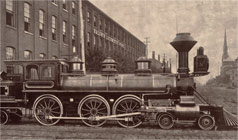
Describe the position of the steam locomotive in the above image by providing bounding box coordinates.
[0,33,237,130]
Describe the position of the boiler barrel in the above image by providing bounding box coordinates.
[61,74,176,91]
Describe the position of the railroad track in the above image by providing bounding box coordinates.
[1,120,237,140]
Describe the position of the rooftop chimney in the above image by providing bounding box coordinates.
[158,54,160,62]
[170,33,197,74]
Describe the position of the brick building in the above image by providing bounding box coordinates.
[82,0,146,61]
[0,0,83,71]
[0,0,146,72]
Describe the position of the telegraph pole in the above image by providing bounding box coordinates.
[79,0,86,74]
[144,37,150,58]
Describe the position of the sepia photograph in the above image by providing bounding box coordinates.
[0,0,237,139]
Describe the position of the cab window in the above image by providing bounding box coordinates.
[61,64,69,73]
[6,65,23,74]
[42,66,52,78]
[40,64,55,80]
[26,65,39,80]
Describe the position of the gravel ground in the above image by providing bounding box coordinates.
[1,86,237,139]
[0,119,237,140]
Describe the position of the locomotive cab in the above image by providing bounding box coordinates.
[3,59,70,90]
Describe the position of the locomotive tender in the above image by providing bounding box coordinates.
[1,33,237,130]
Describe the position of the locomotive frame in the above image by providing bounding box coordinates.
[1,33,237,130]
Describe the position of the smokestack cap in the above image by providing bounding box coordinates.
[170,33,197,52]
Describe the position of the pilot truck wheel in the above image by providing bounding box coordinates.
[198,114,215,130]
[33,94,63,126]
[157,113,174,130]
[0,110,9,125]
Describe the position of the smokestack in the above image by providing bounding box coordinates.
[152,51,155,59]
[158,54,160,62]
[170,33,197,74]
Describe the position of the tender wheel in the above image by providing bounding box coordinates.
[112,95,142,128]
[78,94,110,127]
[0,110,9,125]
[198,114,215,130]
[33,94,63,126]
[157,113,174,129]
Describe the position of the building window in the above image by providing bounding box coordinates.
[101,37,104,49]
[122,31,124,42]
[94,15,97,27]
[73,46,76,53]
[62,0,67,10]
[108,21,110,34]
[99,37,101,47]
[24,50,32,59]
[6,0,14,26]
[93,34,96,46]
[39,53,46,59]
[72,1,76,15]
[114,26,117,38]
[110,24,113,36]
[52,16,57,40]
[39,10,44,36]
[24,3,31,32]
[6,47,15,60]
[105,21,108,33]
[118,29,120,40]
[99,17,102,30]
[72,25,76,46]
[87,11,91,23]
[87,32,90,47]
[63,21,67,44]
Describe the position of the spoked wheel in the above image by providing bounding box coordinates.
[198,114,215,130]
[33,94,63,126]
[113,95,142,128]
[0,110,9,125]
[78,94,110,127]
[157,113,174,129]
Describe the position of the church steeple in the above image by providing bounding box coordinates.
[222,29,229,61]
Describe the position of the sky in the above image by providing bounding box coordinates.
[89,0,238,84]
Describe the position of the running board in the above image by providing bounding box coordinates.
[49,112,142,121]
[173,120,196,124]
